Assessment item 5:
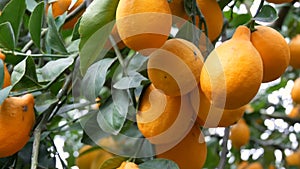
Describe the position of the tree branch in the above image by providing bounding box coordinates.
[30,75,72,169]
[218,127,230,169]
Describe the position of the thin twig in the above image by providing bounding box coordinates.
[21,29,48,53]
[218,127,230,169]
[64,0,87,23]
[3,50,68,58]
[30,75,72,169]
[48,136,68,169]
[109,35,127,75]
[254,0,265,17]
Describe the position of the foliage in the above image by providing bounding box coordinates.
[0,0,299,168]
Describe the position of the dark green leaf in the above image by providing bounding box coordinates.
[81,58,116,101]
[0,22,15,50]
[79,0,119,75]
[0,59,4,88]
[29,2,44,49]
[263,147,275,167]
[113,73,147,90]
[139,159,180,169]
[0,86,12,104]
[35,92,58,113]
[100,156,128,169]
[254,5,278,23]
[11,56,41,90]
[97,90,129,135]
[36,57,74,82]
[71,17,81,41]
[46,5,68,54]
[203,137,220,168]
[0,0,26,44]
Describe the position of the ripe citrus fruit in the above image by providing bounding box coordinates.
[288,105,300,118]
[230,119,250,149]
[168,0,223,41]
[137,84,195,144]
[251,26,290,82]
[237,161,249,169]
[0,51,11,88]
[189,86,245,127]
[116,0,172,55]
[76,145,113,169]
[90,150,114,169]
[268,164,276,169]
[266,0,293,4]
[200,26,263,109]
[46,0,85,29]
[116,161,139,169]
[156,124,207,169]
[0,94,35,158]
[247,162,264,169]
[289,34,300,69]
[285,152,300,167]
[291,78,300,104]
[147,38,203,96]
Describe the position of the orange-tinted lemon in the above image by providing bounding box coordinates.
[189,86,245,127]
[116,161,139,169]
[285,152,300,167]
[116,0,172,55]
[247,162,264,169]
[230,119,250,149]
[168,0,223,41]
[0,94,35,158]
[251,26,290,82]
[156,125,207,169]
[200,26,263,109]
[291,78,300,104]
[288,105,300,118]
[289,35,300,69]
[137,84,195,144]
[148,38,203,96]
[46,0,85,29]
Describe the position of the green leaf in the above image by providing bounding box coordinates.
[139,159,180,169]
[254,5,278,23]
[113,73,147,90]
[29,2,44,49]
[79,0,119,75]
[126,53,148,73]
[11,56,40,90]
[97,90,129,135]
[81,58,116,101]
[0,22,15,50]
[100,156,128,169]
[46,5,68,54]
[36,57,74,82]
[71,17,81,41]
[0,86,12,105]
[0,60,4,88]
[0,0,26,44]
[26,0,38,12]
[34,92,58,113]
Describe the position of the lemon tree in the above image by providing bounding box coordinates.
[0,0,299,169]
